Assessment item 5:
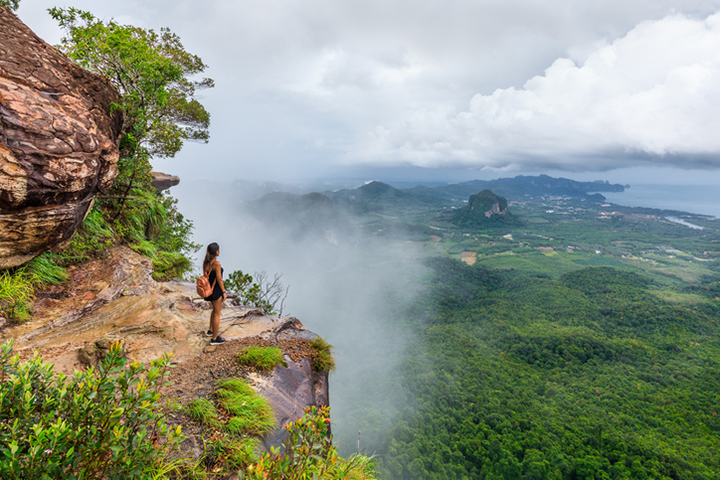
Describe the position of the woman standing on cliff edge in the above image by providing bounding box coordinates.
[203,242,227,345]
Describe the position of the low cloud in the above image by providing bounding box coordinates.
[349,12,720,171]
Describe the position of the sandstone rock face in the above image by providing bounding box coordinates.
[0,8,121,268]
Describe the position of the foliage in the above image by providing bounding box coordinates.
[236,345,287,371]
[55,207,116,266]
[0,254,69,321]
[215,378,275,437]
[247,405,377,480]
[377,259,720,479]
[0,0,19,12]
[185,398,220,429]
[0,269,34,321]
[0,340,182,479]
[309,337,336,373]
[180,378,273,477]
[225,269,289,315]
[49,7,213,160]
[204,436,260,474]
[114,190,199,280]
[45,6,206,281]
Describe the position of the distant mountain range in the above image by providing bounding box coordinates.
[240,175,625,234]
[324,181,453,216]
[404,174,624,202]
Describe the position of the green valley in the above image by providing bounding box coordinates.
[325,180,720,479]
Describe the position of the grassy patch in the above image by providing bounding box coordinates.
[0,254,68,321]
[215,378,275,436]
[206,436,260,473]
[185,398,220,428]
[236,345,287,371]
[309,337,336,373]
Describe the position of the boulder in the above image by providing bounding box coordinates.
[150,171,180,191]
[0,8,121,268]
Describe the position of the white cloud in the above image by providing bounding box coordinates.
[349,11,720,170]
[15,0,720,179]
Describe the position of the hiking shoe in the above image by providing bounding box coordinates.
[205,330,212,337]
[210,336,226,346]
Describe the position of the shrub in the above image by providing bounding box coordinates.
[225,269,288,315]
[206,436,260,473]
[247,405,377,480]
[0,270,34,321]
[309,337,336,373]
[57,207,116,266]
[236,345,287,371]
[0,340,182,479]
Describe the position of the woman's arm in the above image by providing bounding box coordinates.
[215,262,227,298]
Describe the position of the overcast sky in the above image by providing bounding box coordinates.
[15,0,720,185]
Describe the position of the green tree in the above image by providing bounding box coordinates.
[49,7,213,218]
[49,7,213,159]
[0,0,20,12]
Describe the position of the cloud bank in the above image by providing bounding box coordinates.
[349,12,720,171]
[17,1,720,179]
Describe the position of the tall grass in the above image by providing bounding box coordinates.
[216,378,275,436]
[236,345,287,371]
[0,254,68,321]
[309,337,336,373]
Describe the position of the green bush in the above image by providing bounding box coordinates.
[0,270,34,321]
[0,340,182,479]
[247,405,377,480]
[206,436,260,473]
[57,207,116,266]
[225,270,275,314]
[236,345,287,371]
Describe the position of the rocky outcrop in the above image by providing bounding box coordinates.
[150,171,180,191]
[0,8,121,268]
[483,201,508,218]
[451,189,514,226]
[0,246,329,450]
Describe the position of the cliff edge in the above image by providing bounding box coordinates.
[0,246,329,450]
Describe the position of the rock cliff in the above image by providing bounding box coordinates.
[0,246,329,450]
[451,189,514,226]
[0,8,121,268]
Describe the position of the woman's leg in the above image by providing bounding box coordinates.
[210,298,223,339]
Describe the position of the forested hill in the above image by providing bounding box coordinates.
[325,181,453,215]
[404,174,625,202]
[378,259,720,479]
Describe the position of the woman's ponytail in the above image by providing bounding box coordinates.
[203,243,220,272]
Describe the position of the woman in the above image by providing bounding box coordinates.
[203,242,227,345]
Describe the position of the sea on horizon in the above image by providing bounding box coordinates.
[599,184,719,218]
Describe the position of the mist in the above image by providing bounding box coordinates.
[170,179,429,454]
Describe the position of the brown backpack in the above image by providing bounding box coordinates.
[196,262,216,298]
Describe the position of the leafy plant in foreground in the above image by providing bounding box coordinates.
[0,340,182,479]
[247,405,377,480]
